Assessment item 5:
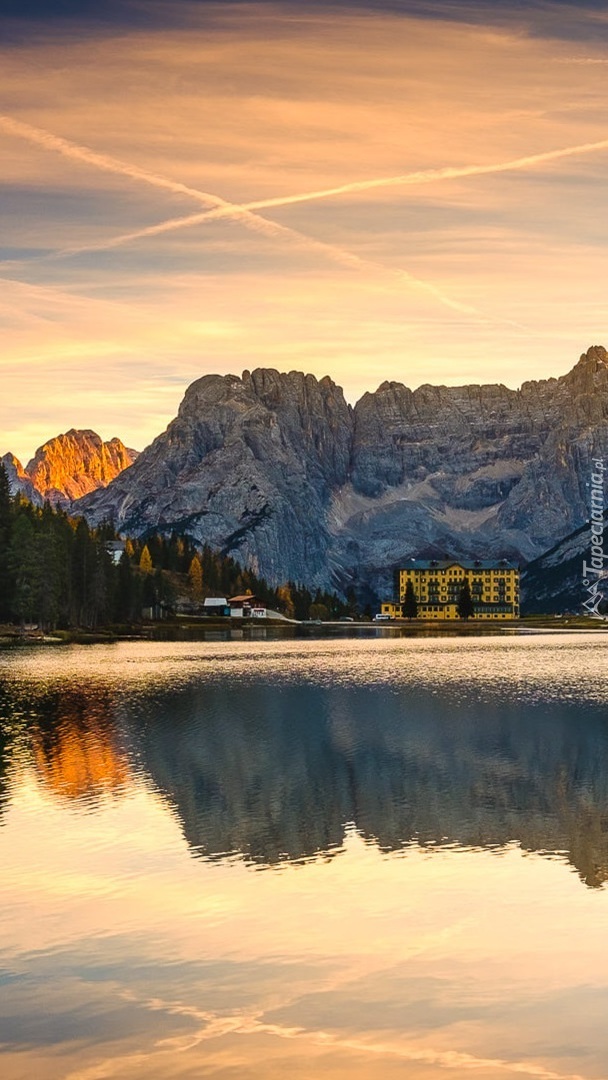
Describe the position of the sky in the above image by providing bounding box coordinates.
[2,0,608,462]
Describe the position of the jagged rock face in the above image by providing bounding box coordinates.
[337,346,608,594]
[14,430,138,508]
[77,349,608,592]
[78,370,353,583]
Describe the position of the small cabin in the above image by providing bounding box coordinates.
[229,594,267,618]
[203,597,231,617]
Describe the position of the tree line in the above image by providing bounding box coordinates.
[0,463,355,629]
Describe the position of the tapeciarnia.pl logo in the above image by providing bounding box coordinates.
[582,458,607,618]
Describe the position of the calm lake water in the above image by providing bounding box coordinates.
[1,634,608,1080]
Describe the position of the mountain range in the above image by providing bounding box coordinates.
[4,345,607,608]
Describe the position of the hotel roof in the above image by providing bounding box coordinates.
[400,559,518,571]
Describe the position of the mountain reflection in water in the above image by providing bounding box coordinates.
[1,638,608,1080]
[2,640,607,886]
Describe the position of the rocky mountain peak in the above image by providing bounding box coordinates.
[8,345,605,603]
[3,430,138,508]
[565,345,608,379]
[2,451,25,479]
[24,429,138,507]
[580,345,608,367]
[77,368,354,585]
[560,345,608,401]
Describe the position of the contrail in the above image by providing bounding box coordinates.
[228,135,608,206]
[0,114,287,242]
[5,116,577,330]
[0,113,479,318]
[54,134,608,256]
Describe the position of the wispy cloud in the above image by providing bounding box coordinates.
[0,113,482,317]
[49,134,608,260]
[11,113,607,331]
[3,3,608,454]
[64,985,591,1080]
[556,56,608,64]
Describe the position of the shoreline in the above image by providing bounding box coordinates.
[1,614,607,647]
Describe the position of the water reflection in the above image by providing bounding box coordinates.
[2,655,608,886]
[1,639,608,1080]
[119,681,608,888]
[31,689,131,804]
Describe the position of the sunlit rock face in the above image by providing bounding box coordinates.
[76,348,608,593]
[21,429,138,508]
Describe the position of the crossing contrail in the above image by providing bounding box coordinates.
[0,113,481,318]
[51,133,608,256]
[9,115,600,328]
[0,114,288,241]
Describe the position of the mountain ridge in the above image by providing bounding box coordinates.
[74,345,608,597]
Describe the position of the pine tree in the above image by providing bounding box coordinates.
[37,505,65,630]
[277,584,295,619]
[142,570,157,613]
[457,578,475,620]
[345,585,358,617]
[403,579,418,620]
[114,550,136,621]
[90,541,113,627]
[9,512,39,624]
[0,463,13,621]
[139,544,153,574]
[71,518,95,626]
[188,554,203,598]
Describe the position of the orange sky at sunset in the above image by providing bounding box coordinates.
[2,1,608,461]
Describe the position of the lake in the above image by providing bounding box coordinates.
[1,634,607,1080]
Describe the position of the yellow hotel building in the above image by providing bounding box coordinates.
[381,559,520,621]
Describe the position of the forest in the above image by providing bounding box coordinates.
[0,463,355,629]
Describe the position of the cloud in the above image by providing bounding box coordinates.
[4,3,608,456]
[51,134,608,259]
[0,114,482,318]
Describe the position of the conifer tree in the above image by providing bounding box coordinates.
[139,544,153,574]
[277,584,295,618]
[9,512,39,624]
[115,551,135,621]
[403,579,418,620]
[71,518,94,626]
[37,505,65,630]
[188,554,203,598]
[0,463,13,621]
[457,578,475,620]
